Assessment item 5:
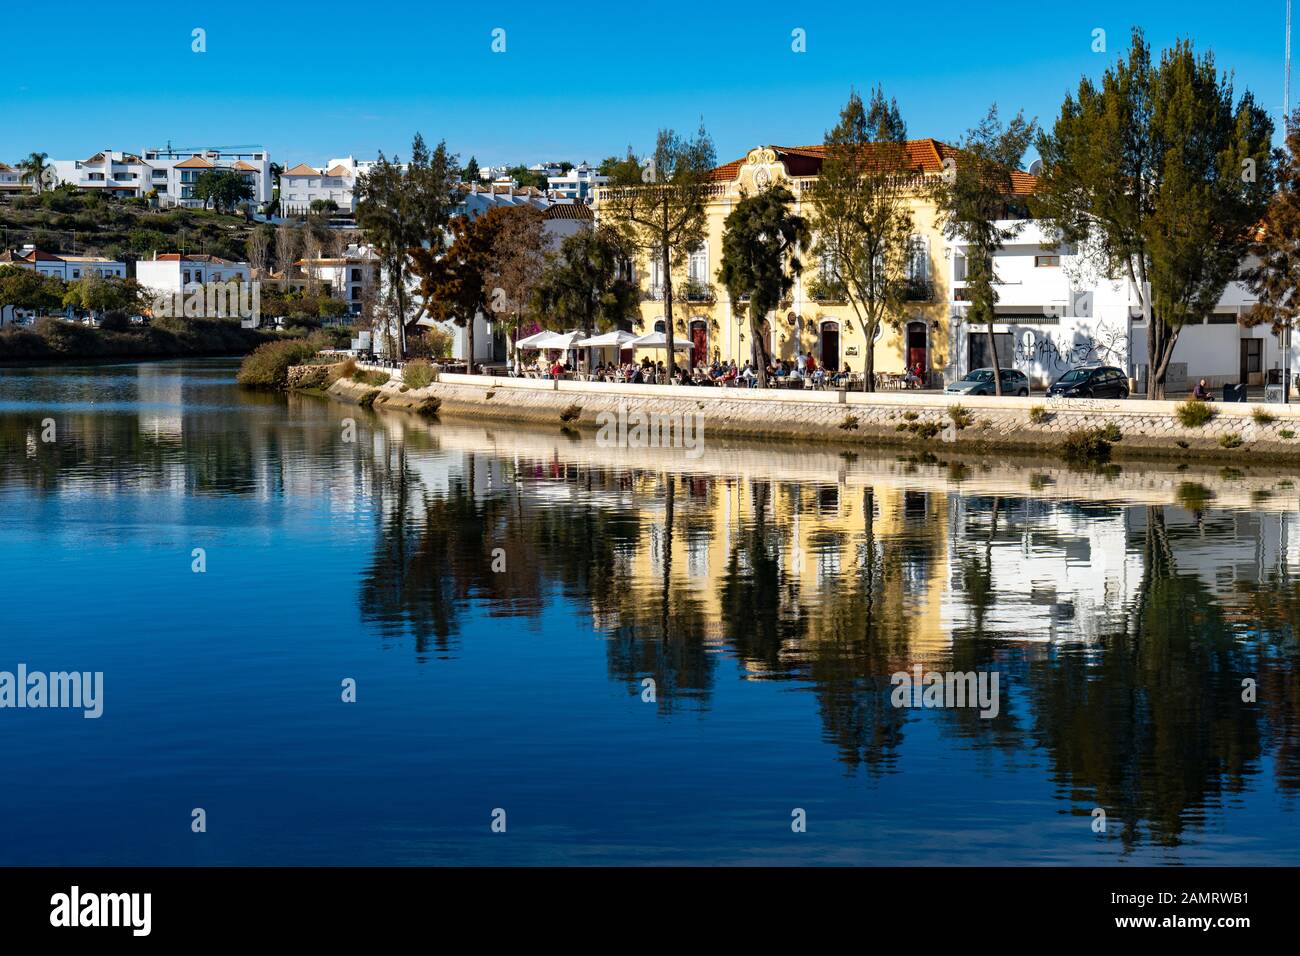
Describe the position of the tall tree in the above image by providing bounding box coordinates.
[486,205,548,365]
[598,148,643,185]
[600,124,716,374]
[274,221,299,283]
[717,185,810,388]
[464,156,481,182]
[411,208,508,370]
[934,104,1036,396]
[865,83,908,142]
[246,224,271,279]
[1033,30,1274,398]
[807,87,916,391]
[17,151,50,194]
[193,170,254,213]
[534,225,641,367]
[356,134,460,357]
[1242,107,1300,398]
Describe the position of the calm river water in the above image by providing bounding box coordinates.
[1,357,1298,865]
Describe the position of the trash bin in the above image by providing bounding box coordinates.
[1266,384,1285,403]
[1223,383,1248,402]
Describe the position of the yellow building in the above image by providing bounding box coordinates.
[596,139,1027,381]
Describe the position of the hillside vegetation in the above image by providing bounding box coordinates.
[0,187,255,263]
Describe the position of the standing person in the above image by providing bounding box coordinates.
[796,351,808,376]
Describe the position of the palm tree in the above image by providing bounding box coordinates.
[17,151,50,194]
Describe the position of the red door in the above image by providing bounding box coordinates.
[690,320,708,367]
[907,322,927,374]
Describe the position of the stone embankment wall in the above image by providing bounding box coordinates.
[311,364,1300,462]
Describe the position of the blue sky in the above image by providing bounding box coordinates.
[0,1,1292,168]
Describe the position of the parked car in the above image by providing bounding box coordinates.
[945,367,1029,397]
[1046,364,1130,399]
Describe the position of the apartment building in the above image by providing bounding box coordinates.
[546,162,607,202]
[48,146,272,208]
[50,151,151,198]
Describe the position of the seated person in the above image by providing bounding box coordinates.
[1193,379,1213,401]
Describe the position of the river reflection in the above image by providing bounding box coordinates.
[1,358,1298,864]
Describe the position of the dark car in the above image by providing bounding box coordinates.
[945,367,1029,397]
[1046,364,1130,399]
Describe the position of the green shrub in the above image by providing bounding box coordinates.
[1028,405,1049,424]
[402,358,435,389]
[350,368,389,386]
[1062,427,1113,463]
[1252,407,1277,424]
[948,404,973,429]
[1099,421,1123,443]
[1176,399,1216,428]
[559,403,583,423]
[1281,429,1296,440]
[1219,432,1243,449]
[839,414,860,431]
[236,338,318,389]
[908,421,941,440]
[903,411,919,422]
[358,388,381,409]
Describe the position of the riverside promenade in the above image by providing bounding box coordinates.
[316,363,1300,462]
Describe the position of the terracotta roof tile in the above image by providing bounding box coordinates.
[709,138,1036,194]
[544,203,594,220]
[283,163,320,177]
[174,155,215,169]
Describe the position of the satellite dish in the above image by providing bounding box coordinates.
[1028,159,1044,176]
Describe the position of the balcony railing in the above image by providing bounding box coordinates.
[904,278,933,302]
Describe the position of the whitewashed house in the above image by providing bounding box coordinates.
[0,246,126,280]
[280,158,361,216]
[292,244,381,317]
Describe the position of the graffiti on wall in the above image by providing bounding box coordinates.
[1013,322,1128,373]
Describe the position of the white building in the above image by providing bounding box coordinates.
[546,163,607,202]
[0,162,30,195]
[49,146,271,208]
[0,246,126,280]
[946,219,1290,393]
[291,243,380,317]
[280,157,361,216]
[50,150,152,199]
[137,254,252,318]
